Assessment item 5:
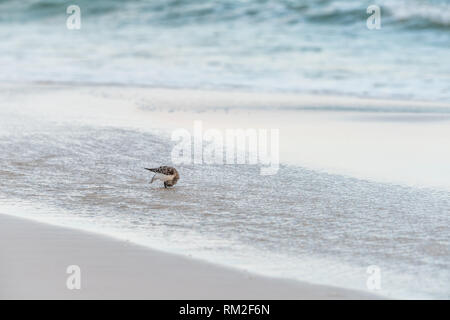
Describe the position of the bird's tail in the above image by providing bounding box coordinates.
[145,168,157,173]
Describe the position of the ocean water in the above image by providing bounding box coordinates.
[0,0,449,101]
[0,0,449,299]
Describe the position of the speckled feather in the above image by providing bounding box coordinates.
[145,166,179,187]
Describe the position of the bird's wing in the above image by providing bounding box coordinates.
[145,167,174,175]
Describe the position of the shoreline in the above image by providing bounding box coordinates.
[0,213,381,299]
[2,81,450,111]
[2,82,450,190]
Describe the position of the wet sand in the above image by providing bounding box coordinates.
[0,213,379,299]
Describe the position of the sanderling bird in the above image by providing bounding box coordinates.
[145,166,179,188]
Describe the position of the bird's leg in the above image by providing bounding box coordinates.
[150,173,157,184]
[164,182,168,189]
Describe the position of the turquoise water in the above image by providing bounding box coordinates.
[0,0,449,102]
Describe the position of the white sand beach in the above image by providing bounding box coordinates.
[0,213,379,299]
[0,83,449,299]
